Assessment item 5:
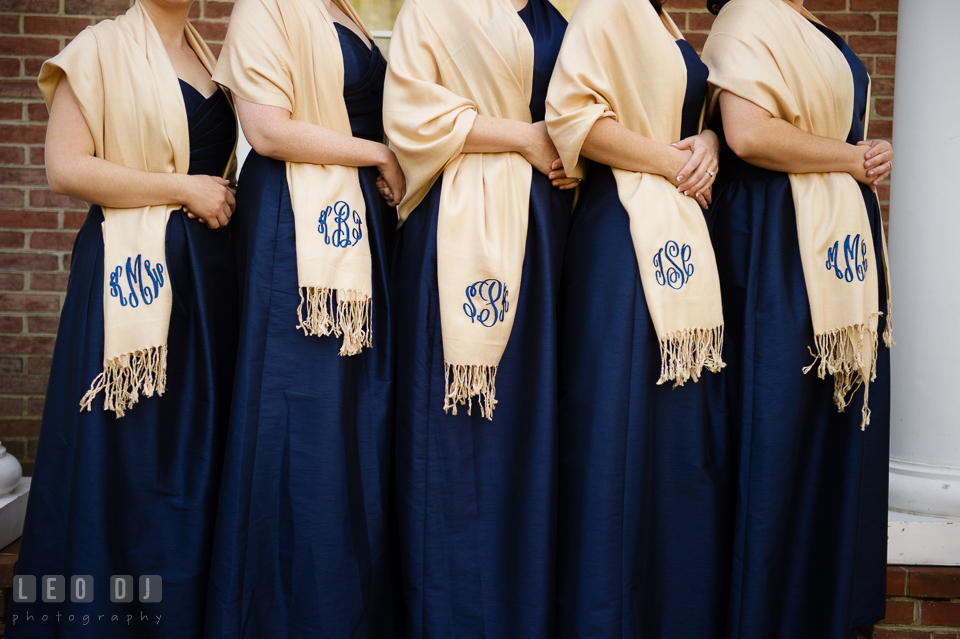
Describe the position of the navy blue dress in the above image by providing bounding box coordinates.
[7,82,238,639]
[708,21,890,639]
[393,2,572,637]
[203,26,401,639]
[556,41,735,639]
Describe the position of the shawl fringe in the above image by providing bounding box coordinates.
[657,325,726,387]
[803,321,879,430]
[883,297,895,347]
[296,286,372,356]
[79,345,168,418]
[443,362,498,421]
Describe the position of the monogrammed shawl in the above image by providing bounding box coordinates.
[546,0,725,385]
[702,0,894,428]
[383,0,537,419]
[214,0,374,355]
[38,2,235,417]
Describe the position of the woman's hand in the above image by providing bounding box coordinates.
[375,146,406,208]
[694,185,712,210]
[859,139,893,189]
[673,130,720,200]
[182,175,235,229]
[521,122,563,177]
[548,159,580,190]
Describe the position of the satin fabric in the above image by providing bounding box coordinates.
[556,40,735,639]
[708,20,890,639]
[203,27,401,639]
[7,84,238,639]
[393,1,571,636]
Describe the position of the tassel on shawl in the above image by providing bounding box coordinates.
[296,286,372,356]
[444,362,497,421]
[883,298,895,347]
[657,325,725,387]
[79,345,168,418]
[803,321,879,431]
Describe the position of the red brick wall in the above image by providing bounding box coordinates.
[871,566,960,638]
[0,0,897,472]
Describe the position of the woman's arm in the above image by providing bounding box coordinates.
[235,95,406,206]
[581,117,691,182]
[718,90,893,186]
[45,79,235,227]
[462,116,578,188]
[579,117,723,209]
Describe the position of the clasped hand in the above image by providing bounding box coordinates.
[672,130,720,210]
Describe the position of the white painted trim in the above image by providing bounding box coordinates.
[0,477,29,550]
[888,510,960,566]
[889,459,960,519]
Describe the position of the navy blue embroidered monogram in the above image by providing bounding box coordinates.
[318,200,363,248]
[463,279,510,327]
[653,241,695,290]
[109,254,165,308]
[825,233,868,282]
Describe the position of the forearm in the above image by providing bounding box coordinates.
[729,115,860,174]
[462,114,533,155]
[581,117,688,180]
[46,154,189,209]
[246,116,389,168]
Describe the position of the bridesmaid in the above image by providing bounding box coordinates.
[8,1,238,637]
[546,0,733,637]
[204,0,402,637]
[382,0,576,636]
[702,0,894,637]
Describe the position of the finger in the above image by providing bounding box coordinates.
[672,137,695,151]
[221,203,233,222]
[864,141,892,160]
[548,169,568,180]
[216,177,230,185]
[865,150,893,171]
[689,173,713,199]
[551,158,563,171]
[206,216,220,229]
[225,189,236,207]
[871,166,892,187]
[678,162,708,193]
[218,211,230,227]
[557,178,580,190]
[696,193,709,210]
[676,149,705,186]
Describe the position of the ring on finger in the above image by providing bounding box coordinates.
[706,169,715,177]
[887,160,893,171]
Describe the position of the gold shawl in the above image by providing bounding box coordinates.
[38,2,235,417]
[702,0,894,428]
[383,0,537,419]
[546,0,725,385]
[214,0,374,355]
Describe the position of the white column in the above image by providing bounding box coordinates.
[887,0,960,524]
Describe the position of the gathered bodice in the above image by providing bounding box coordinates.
[335,23,388,142]
[179,80,237,177]
[517,0,568,122]
[677,40,708,140]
